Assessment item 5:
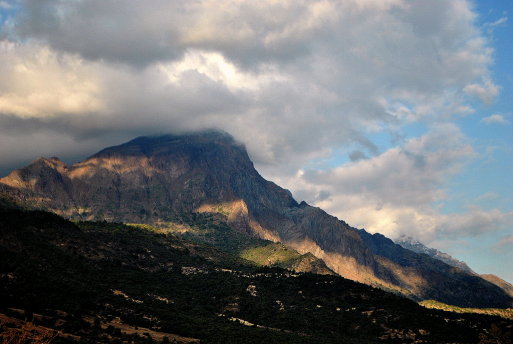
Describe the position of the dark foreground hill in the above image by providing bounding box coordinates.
[1,206,512,344]
[1,131,511,308]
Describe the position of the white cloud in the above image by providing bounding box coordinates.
[437,207,513,238]
[0,0,506,245]
[0,0,496,172]
[276,125,512,243]
[484,16,508,33]
[464,79,500,104]
[481,114,509,125]
[489,16,508,27]
[302,124,473,205]
[0,42,104,118]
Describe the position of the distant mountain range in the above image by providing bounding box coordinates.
[395,235,474,273]
[395,236,513,298]
[1,131,512,308]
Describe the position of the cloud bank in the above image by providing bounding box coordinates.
[0,0,507,245]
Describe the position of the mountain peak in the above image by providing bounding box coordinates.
[89,130,239,160]
[1,132,512,308]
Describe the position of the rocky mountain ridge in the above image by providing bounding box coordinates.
[395,235,474,273]
[1,131,511,308]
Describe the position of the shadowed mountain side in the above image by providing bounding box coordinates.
[481,274,513,298]
[359,230,511,307]
[1,131,512,308]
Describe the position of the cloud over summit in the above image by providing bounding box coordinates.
[2,0,496,162]
[0,0,507,248]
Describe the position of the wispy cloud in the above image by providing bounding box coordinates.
[484,16,508,33]
[493,234,513,252]
[0,1,12,10]
[481,114,509,125]
[476,192,500,202]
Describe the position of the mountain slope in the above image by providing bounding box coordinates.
[394,236,513,300]
[2,205,512,344]
[1,131,512,308]
[481,274,513,298]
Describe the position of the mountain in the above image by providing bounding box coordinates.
[1,131,512,308]
[481,274,513,298]
[395,235,474,273]
[395,236,513,299]
[2,205,512,344]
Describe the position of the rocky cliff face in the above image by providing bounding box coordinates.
[1,131,512,308]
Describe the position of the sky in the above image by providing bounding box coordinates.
[0,0,512,283]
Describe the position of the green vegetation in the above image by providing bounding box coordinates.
[240,243,300,266]
[147,212,332,274]
[1,206,512,343]
[420,300,513,320]
[238,242,329,273]
[174,213,268,255]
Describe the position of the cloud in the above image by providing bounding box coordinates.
[277,125,512,242]
[484,16,508,33]
[0,0,496,173]
[10,0,357,67]
[494,234,513,251]
[0,42,104,118]
[481,114,509,125]
[302,124,474,206]
[0,1,506,245]
[0,1,12,10]
[464,79,500,104]
[437,207,513,238]
[476,192,500,201]
[0,128,119,177]
[349,150,369,162]
[489,16,508,27]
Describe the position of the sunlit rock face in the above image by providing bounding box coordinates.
[1,130,512,308]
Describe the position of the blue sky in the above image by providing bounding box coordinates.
[444,1,512,280]
[0,0,512,283]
